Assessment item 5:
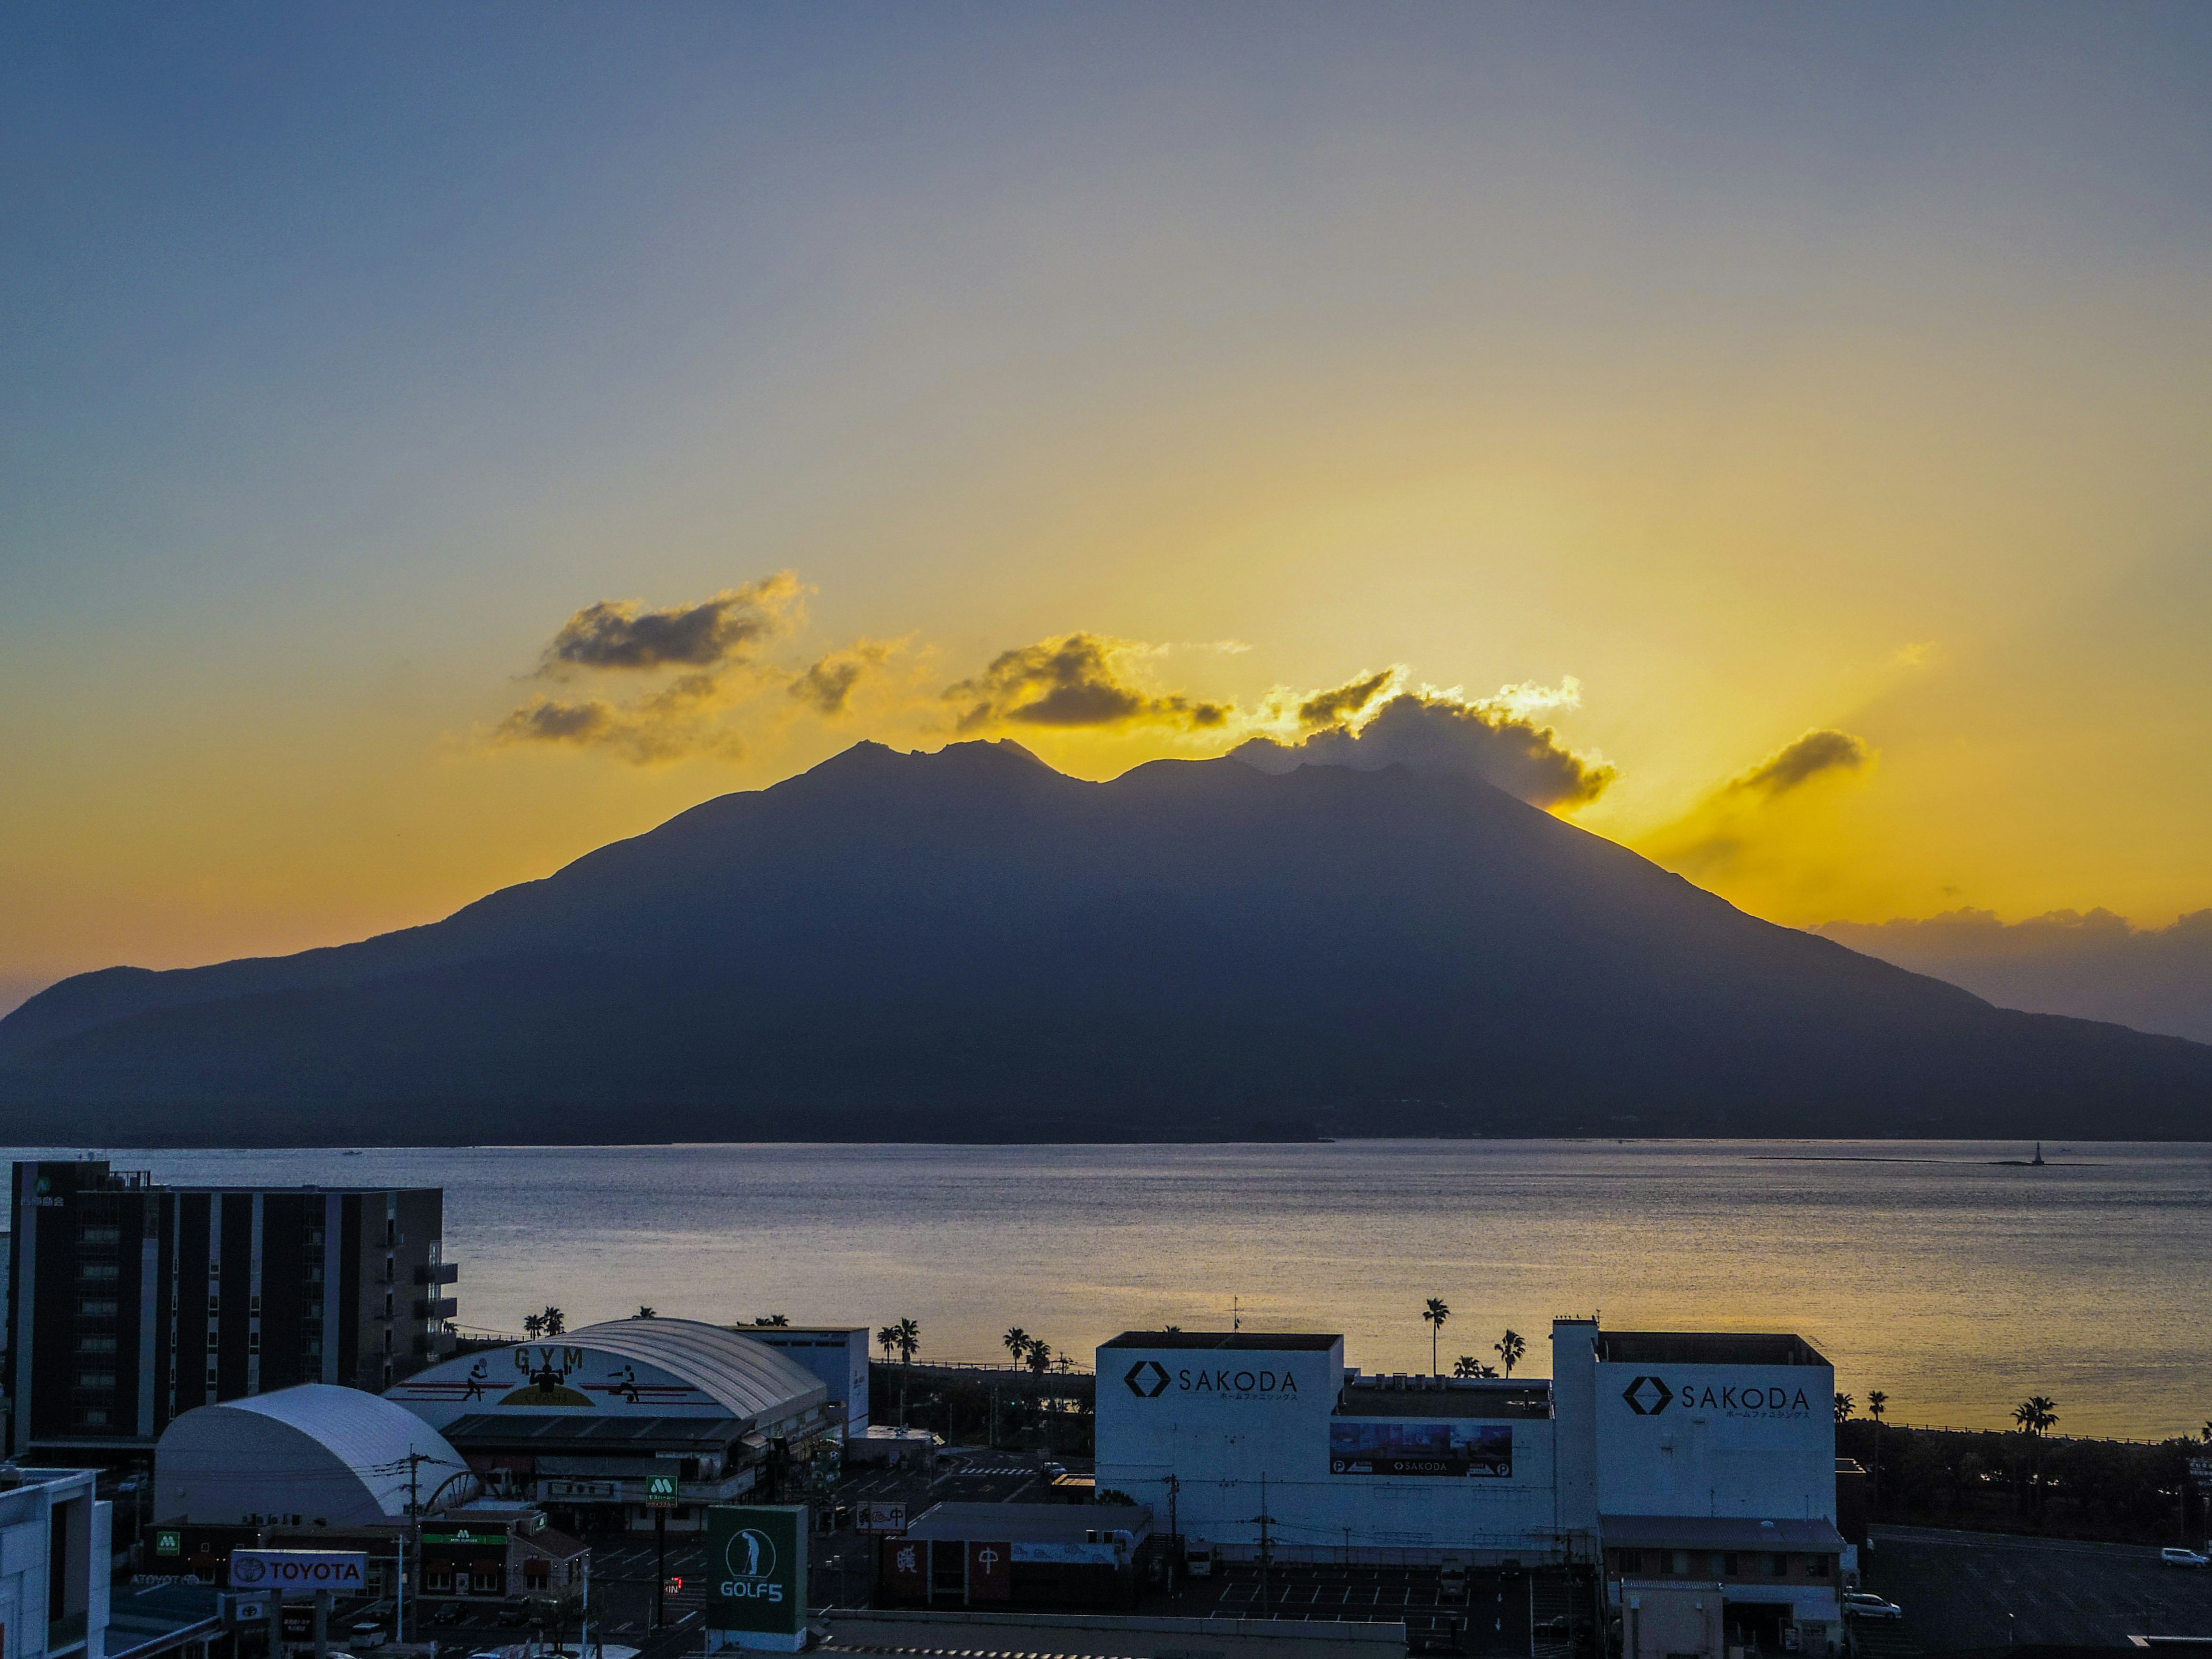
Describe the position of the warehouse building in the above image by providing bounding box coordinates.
[385,1317,832,1532]
[1096,1317,1844,1653]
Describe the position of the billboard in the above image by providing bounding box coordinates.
[1329,1420,1513,1478]
[704,1505,806,1652]
[228,1551,370,1594]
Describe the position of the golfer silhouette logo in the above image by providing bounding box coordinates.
[723,1528,777,1589]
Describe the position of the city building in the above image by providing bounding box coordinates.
[741,1326,871,1438]
[384,1317,834,1532]
[154,1382,475,1527]
[7,1160,457,1460]
[0,1463,109,1659]
[878,1502,1154,1612]
[1096,1316,1844,1653]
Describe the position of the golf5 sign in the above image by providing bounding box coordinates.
[704,1505,806,1651]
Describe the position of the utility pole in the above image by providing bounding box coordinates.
[654,1506,668,1630]
[1247,1473,1275,1618]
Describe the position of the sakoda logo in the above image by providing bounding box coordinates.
[718,1528,783,1604]
[1622,1375,1812,1418]
[1126,1359,1298,1400]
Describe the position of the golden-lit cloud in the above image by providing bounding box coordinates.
[790,639,899,716]
[1642,727,1877,879]
[1233,675,1614,810]
[945,632,1233,733]
[537,573,803,675]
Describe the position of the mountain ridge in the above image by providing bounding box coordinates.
[5,740,2206,1145]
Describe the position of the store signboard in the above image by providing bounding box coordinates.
[704,1505,806,1652]
[855,1502,906,1533]
[1330,1421,1514,1479]
[228,1551,370,1594]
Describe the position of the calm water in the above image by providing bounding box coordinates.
[14,1139,2207,1440]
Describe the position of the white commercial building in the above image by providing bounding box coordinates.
[0,1465,108,1659]
[1097,1317,1846,1656]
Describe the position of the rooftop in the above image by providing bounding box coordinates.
[1100,1331,1341,1351]
[903,1502,1153,1544]
[1337,1377,1553,1419]
[1594,1332,1828,1368]
[1601,1515,1846,1550]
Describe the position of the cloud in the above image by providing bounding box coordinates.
[790,639,898,715]
[946,632,1233,733]
[1724,729,1870,799]
[1230,681,1614,810]
[1817,907,2212,1044]
[495,670,740,764]
[539,572,802,674]
[1296,668,1400,729]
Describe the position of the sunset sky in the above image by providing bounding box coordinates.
[5,3,2210,1012]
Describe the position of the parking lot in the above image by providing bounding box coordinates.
[1857,1524,2212,1654]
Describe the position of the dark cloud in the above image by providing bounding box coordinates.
[494,671,738,764]
[1726,729,1869,798]
[540,572,800,673]
[1818,907,2212,1044]
[1230,690,1613,810]
[1297,669,1397,729]
[946,633,1232,733]
[789,640,896,716]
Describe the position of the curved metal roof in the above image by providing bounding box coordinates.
[160,1384,472,1520]
[559,1319,828,1427]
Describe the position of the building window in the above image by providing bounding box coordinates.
[77,1335,120,1354]
[1671,1551,1691,1575]
[78,1299,120,1319]
[1808,1555,1831,1577]
[1722,1554,1739,1576]
[1767,1553,1789,1577]
[1617,1550,1642,1574]
[77,1261,121,1283]
[77,1370,119,1389]
[79,1225,123,1247]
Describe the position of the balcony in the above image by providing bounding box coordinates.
[414,1262,460,1286]
[414,1297,459,1320]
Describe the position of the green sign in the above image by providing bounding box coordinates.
[645,1474,678,1505]
[704,1505,805,1650]
[156,1531,182,1556]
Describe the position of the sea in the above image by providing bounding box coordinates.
[12,1138,2206,1441]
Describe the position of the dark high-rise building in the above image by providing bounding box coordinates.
[6,1160,459,1459]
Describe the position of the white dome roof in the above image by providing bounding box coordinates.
[157,1384,474,1526]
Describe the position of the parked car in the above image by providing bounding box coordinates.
[495,1604,530,1626]
[348,1622,387,1649]
[2161,1548,2209,1569]
[1843,1593,1904,1621]
[1042,1461,1067,1480]
[430,1604,467,1627]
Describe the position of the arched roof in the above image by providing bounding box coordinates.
[558,1319,828,1424]
[156,1384,473,1525]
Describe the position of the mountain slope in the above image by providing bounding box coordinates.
[4,740,2207,1144]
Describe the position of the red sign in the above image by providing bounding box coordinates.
[882,1537,927,1600]
[967,1541,1010,1602]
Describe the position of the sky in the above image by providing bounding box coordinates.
[4,3,2211,1014]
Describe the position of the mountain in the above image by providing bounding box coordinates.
[4,740,2208,1145]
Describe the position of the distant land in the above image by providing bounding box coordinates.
[1819,908,2212,1046]
[4,740,2208,1145]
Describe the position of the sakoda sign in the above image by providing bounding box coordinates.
[1620,1373,1815,1421]
[1124,1359,1300,1402]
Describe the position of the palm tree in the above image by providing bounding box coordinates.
[539,1306,565,1338]
[1003,1327,1031,1365]
[752,1314,790,1327]
[2013,1396,2058,1511]
[1835,1392,1855,1424]
[634,1305,656,1319]
[1026,1340,1054,1375]
[1453,1355,1482,1378]
[1495,1330,1526,1377]
[893,1317,921,1426]
[877,1324,897,1364]
[2199,1421,2211,1445]
[1422,1298,1450,1375]
[523,1312,544,1340]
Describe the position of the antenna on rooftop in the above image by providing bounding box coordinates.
[1232,1296,1242,1332]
